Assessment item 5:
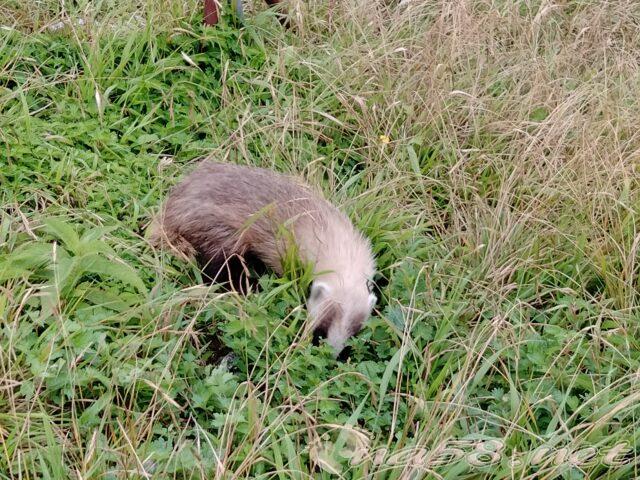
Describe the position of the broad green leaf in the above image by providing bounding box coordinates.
[43,218,80,253]
[84,255,147,294]
[0,243,53,281]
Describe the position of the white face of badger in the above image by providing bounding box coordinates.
[307,277,377,357]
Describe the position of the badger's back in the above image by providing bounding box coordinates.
[151,161,356,279]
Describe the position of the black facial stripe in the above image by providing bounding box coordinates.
[337,345,352,362]
[347,313,367,338]
[312,326,327,346]
[347,322,364,338]
[311,302,341,346]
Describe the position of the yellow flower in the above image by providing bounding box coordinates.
[379,135,391,144]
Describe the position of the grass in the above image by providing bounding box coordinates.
[2,0,640,478]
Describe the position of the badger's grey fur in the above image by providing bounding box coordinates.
[150,161,377,355]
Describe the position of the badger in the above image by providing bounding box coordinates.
[150,161,377,356]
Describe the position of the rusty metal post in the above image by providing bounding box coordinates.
[204,0,219,25]
[204,0,288,28]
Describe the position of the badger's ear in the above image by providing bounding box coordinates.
[368,292,377,310]
[309,281,331,302]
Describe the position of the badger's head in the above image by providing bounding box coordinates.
[307,276,377,358]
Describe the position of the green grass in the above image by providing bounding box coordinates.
[2,0,640,478]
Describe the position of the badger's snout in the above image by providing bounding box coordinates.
[312,324,352,361]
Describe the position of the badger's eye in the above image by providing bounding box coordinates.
[366,280,375,293]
